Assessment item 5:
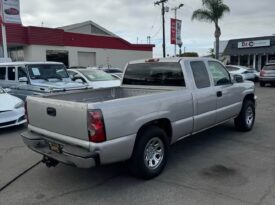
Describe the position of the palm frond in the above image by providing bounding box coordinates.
[191,9,213,22]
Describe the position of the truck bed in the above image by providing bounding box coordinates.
[45,87,168,103]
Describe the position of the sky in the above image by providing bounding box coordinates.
[20,0,275,57]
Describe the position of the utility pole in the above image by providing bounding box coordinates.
[171,3,184,56]
[155,0,168,58]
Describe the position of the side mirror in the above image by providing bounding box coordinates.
[233,75,244,83]
[18,77,28,83]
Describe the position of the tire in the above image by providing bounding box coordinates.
[260,82,265,87]
[234,100,255,132]
[129,126,169,179]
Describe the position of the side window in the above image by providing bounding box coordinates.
[208,61,231,86]
[8,67,16,81]
[190,61,211,89]
[0,67,6,80]
[18,67,28,79]
[68,71,77,77]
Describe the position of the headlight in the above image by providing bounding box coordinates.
[14,101,24,109]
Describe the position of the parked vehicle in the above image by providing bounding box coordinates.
[22,58,256,179]
[68,69,121,89]
[260,63,275,87]
[0,87,26,129]
[0,62,87,100]
[226,65,258,81]
[97,67,123,79]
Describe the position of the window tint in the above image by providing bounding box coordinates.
[208,61,231,86]
[18,67,28,79]
[190,61,211,89]
[27,64,69,79]
[0,67,6,80]
[8,67,16,81]
[123,63,185,86]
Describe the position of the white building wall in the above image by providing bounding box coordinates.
[23,45,152,69]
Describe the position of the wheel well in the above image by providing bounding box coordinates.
[137,119,172,144]
[244,94,255,103]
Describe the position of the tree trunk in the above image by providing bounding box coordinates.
[214,23,221,60]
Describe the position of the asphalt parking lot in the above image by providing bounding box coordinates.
[0,84,275,205]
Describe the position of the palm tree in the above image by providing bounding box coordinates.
[192,0,230,59]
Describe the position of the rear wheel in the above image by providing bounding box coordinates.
[234,100,255,132]
[260,81,265,87]
[129,126,169,179]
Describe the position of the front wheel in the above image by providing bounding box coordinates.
[129,126,169,179]
[234,100,255,132]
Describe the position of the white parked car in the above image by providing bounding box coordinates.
[68,69,121,89]
[226,65,258,81]
[0,87,26,128]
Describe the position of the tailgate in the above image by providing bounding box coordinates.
[27,96,89,141]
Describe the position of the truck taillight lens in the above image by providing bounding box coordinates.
[88,110,106,143]
[24,101,29,124]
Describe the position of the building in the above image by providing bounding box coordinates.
[221,35,275,70]
[1,21,154,68]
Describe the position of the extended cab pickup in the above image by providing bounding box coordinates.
[22,58,256,179]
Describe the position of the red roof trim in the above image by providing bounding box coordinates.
[0,24,154,52]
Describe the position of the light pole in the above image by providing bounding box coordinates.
[171,3,184,56]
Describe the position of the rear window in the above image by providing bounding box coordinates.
[263,65,275,70]
[123,63,185,87]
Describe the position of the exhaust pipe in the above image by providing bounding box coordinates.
[42,156,59,168]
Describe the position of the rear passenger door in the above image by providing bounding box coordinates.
[190,60,217,132]
[208,61,242,122]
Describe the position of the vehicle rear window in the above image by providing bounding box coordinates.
[0,67,6,80]
[123,63,185,87]
[263,65,275,70]
[8,67,16,81]
[190,61,211,89]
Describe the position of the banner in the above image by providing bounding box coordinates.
[170,18,182,45]
[0,0,21,24]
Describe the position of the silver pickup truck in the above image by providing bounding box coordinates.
[22,57,256,179]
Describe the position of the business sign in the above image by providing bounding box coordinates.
[0,0,21,24]
[238,40,270,49]
[171,18,182,45]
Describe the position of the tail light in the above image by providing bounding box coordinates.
[260,70,266,77]
[24,101,29,124]
[88,110,106,143]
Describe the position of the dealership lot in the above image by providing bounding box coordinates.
[0,84,275,205]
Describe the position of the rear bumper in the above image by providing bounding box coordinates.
[259,77,275,83]
[21,128,136,168]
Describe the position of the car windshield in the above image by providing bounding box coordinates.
[79,70,116,81]
[263,65,275,71]
[27,64,69,80]
[226,66,240,71]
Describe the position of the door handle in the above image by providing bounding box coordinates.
[217,91,223,97]
[47,107,56,117]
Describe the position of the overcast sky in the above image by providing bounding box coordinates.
[20,0,275,57]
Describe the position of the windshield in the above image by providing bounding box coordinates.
[226,66,240,71]
[123,63,185,86]
[79,70,116,81]
[263,65,275,71]
[27,64,69,80]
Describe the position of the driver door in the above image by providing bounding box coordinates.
[208,61,243,123]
